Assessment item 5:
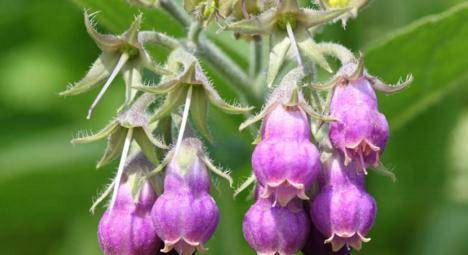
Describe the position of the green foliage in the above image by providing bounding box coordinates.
[366,3,468,130]
[0,0,467,254]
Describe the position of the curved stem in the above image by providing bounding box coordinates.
[158,0,259,103]
[158,0,191,27]
[318,42,356,64]
[174,86,193,157]
[109,128,134,215]
[87,53,129,119]
[249,37,262,78]
[198,35,258,102]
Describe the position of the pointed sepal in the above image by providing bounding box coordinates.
[97,127,128,168]
[369,74,413,94]
[190,87,213,141]
[84,11,123,52]
[202,156,234,188]
[267,36,291,88]
[60,53,119,96]
[71,121,120,144]
[298,38,333,73]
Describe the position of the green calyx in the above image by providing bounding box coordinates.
[121,43,140,59]
[277,12,298,30]
[175,145,199,175]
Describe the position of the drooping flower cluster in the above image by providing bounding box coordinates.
[95,137,230,255]
[62,0,414,254]
[239,59,410,253]
[240,69,321,254]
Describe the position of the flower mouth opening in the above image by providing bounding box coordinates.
[344,138,380,171]
[161,238,208,255]
[260,179,309,207]
[325,232,371,252]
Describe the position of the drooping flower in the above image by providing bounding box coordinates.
[328,60,412,170]
[151,138,227,255]
[244,68,324,206]
[98,178,160,255]
[243,195,310,255]
[310,154,376,252]
[252,129,321,206]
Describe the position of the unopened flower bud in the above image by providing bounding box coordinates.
[98,179,160,255]
[310,155,376,252]
[243,196,310,255]
[151,138,219,255]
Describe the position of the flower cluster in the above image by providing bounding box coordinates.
[62,0,413,254]
[240,59,410,253]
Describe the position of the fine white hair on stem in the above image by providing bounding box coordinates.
[317,42,356,64]
[108,128,134,215]
[234,174,256,197]
[87,53,129,119]
[174,85,193,158]
[90,178,115,214]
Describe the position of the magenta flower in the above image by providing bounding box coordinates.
[310,154,376,252]
[151,138,219,255]
[329,62,389,170]
[243,196,310,255]
[252,104,321,206]
[261,103,311,140]
[238,68,328,207]
[98,179,160,255]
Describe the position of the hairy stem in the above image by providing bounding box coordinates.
[158,0,260,103]
[87,53,129,119]
[109,128,134,214]
[159,0,191,27]
[174,86,193,157]
[198,35,258,102]
[249,37,262,78]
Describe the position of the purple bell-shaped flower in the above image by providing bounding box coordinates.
[310,154,376,252]
[151,138,219,255]
[98,178,160,255]
[243,193,310,255]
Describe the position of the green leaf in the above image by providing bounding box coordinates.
[365,2,468,130]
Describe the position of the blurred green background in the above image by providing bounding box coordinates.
[0,0,467,254]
